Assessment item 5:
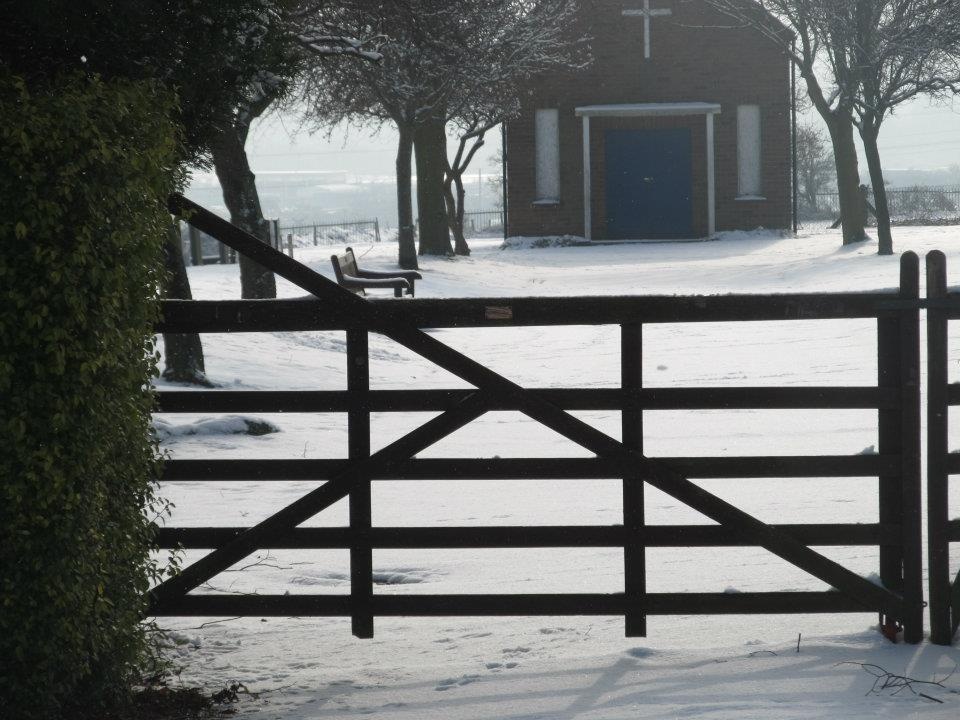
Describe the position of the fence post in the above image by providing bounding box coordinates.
[347,329,374,639]
[374,219,381,244]
[287,233,294,258]
[621,323,646,637]
[313,225,318,246]
[269,219,279,250]
[927,250,953,645]
[188,224,202,266]
[898,252,923,644]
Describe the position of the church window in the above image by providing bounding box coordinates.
[535,109,561,203]
[737,105,763,198]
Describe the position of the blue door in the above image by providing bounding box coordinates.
[604,128,693,239]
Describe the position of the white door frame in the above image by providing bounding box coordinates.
[575,103,721,240]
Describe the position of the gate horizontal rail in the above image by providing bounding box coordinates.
[157,293,905,333]
[161,456,898,480]
[155,524,898,549]
[155,194,924,643]
[157,387,897,412]
[154,593,873,618]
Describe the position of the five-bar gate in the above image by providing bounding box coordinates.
[151,195,927,643]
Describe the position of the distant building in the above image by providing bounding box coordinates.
[505,0,794,240]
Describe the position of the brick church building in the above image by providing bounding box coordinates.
[504,0,794,240]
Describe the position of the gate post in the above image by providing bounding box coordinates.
[898,252,923,644]
[621,323,647,637]
[877,253,923,643]
[926,250,953,645]
[348,329,374,638]
[877,286,903,598]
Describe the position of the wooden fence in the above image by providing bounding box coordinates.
[925,251,960,646]
[153,195,928,642]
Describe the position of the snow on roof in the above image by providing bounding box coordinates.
[575,102,722,117]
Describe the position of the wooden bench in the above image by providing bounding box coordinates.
[331,247,422,298]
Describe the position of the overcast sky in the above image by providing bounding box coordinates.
[243,109,503,179]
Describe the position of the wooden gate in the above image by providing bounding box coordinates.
[925,251,960,646]
[151,195,924,643]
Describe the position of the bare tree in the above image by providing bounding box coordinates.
[706,0,960,255]
[796,123,835,214]
[298,0,586,264]
[210,83,284,300]
[444,115,500,256]
[298,1,431,268]
[440,0,587,255]
[211,3,382,298]
[818,0,960,254]
[702,0,870,245]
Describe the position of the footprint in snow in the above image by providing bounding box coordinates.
[502,646,531,656]
[435,675,480,691]
[485,662,520,671]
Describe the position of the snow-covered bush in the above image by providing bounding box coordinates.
[0,71,179,719]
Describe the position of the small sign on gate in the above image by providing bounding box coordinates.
[485,306,514,321]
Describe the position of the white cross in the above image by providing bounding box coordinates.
[622,0,673,60]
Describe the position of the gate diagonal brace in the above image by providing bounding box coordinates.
[155,195,907,622]
[149,392,488,610]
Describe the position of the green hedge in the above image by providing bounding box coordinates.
[0,72,180,719]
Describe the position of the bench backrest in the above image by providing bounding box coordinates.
[331,247,363,295]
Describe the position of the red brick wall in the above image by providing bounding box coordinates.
[506,0,793,239]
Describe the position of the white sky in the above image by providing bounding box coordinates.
[837,96,960,170]
[245,109,504,179]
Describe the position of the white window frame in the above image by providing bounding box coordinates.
[737,105,763,199]
[534,108,561,203]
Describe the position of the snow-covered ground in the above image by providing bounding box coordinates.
[156,226,960,718]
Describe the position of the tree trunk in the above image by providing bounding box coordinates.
[161,222,211,386]
[860,123,893,255]
[396,125,419,270]
[443,170,471,256]
[799,61,867,246]
[804,182,818,212]
[415,118,453,256]
[825,116,868,244]
[210,122,277,299]
[452,174,470,256]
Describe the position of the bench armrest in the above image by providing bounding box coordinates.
[354,268,421,297]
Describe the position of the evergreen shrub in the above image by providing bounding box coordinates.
[0,71,180,719]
